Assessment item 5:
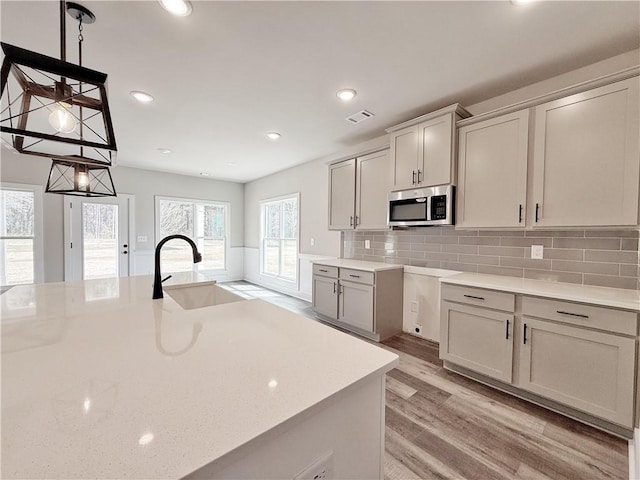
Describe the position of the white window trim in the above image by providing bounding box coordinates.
[154,195,230,272]
[0,182,44,285]
[259,192,300,284]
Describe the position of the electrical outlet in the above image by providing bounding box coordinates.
[531,245,544,259]
[413,324,422,335]
[137,235,147,243]
[410,301,418,313]
[294,451,333,480]
[364,239,371,249]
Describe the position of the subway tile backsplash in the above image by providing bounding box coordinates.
[343,227,640,290]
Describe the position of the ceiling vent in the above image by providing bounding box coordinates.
[346,110,375,124]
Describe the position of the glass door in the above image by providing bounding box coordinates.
[64,195,132,281]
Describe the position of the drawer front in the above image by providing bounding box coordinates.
[521,296,637,336]
[442,284,515,312]
[340,268,375,285]
[313,264,338,278]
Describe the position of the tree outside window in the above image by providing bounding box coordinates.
[261,195,298,281]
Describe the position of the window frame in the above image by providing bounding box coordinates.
[0,182,44,285]
[259,192,299,283]
[154,195,230,273]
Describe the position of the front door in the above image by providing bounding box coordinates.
[64,195,132,281]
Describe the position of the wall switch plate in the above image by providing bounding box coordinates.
[364,239,371,249]
[531,245,544,259]
[310,237,315,246]
[137,235,148,243]
[410,301,418,313]
[413,324,422,335]
[294,451,333,480]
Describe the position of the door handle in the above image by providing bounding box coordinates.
[333,282,336,294]
[412,170,416,184]
[505,319,510,340]
[417,169,422,183]
[349,215,354,227]
[535,203,540,223]
[518,204,523,223]
[523,323,528,344]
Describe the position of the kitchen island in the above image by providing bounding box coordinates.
[1,275,398,479]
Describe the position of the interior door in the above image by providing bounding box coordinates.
[64,195,132,281]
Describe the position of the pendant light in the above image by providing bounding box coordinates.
[45,159,116,197]
[0,1,117,172]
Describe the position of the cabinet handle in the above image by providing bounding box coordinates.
[505,319,510,340]
[535,203,540,223]
[333,282,336,294]
[557,310,589,319]
[412,170,417,184]
[355,215,360,226]
[349,274,360,278]
[463,294,485,301]
[319,269,328,273]
[518,204,523,223]
[349,216,354,227]
[417,169,422,183]
[523,323,528,344]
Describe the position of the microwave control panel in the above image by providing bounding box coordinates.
[431,195,447,220]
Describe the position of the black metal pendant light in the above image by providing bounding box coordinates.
[0,1,117,196]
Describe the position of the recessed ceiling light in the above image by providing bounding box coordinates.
[199,172,210,177]
[266,132,281,140]
[226,162,237,167]
[337,89,357,101]
[511,0,534,4]
[130,91,154,103]
[157,148,172,154]
[158,0,192,16]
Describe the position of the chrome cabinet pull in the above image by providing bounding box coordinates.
[417,169,422,183]
[333,282,336,294]
[523,323,528,344]
[355,215,360,226]
[505,319,510,340]
[463,294,485,301]
[349,216,353,227]
[557,310,589,319]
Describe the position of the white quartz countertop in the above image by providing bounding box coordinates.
[1,276,398,479]
[313,258,403,272]
[441,273,640,311]
[403,265,461,277]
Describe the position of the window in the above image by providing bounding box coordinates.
[155,196,228,273]
[0,183,44,286]
[260,194,298,282]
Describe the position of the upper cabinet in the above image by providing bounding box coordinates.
[328,149,390,231]
[455,74,640,229]
[531,78,639,227]
[387,104,471,191]
[457,110,529,229]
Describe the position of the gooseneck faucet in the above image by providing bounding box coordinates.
[153,234,202,300]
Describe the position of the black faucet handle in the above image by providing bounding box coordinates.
[195,252,202,263]
[162,275,173,283]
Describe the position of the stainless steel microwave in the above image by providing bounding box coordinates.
[388,185,455,227]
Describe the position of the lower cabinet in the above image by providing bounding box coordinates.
[518,317,636,427]
[312,263,403,341]
[440,301,514,383]
[440,283,639,432]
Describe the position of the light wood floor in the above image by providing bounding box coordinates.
[380,333,628,480]
[220,282,629,480]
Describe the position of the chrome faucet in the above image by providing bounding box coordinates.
[153,234,202,300]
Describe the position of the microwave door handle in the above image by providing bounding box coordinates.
[426,196,432,221]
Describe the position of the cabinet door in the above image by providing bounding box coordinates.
[457,110,529,228]
[440,301,514,383]
[338,280,374,332]
[418,114,454,187]
[312,275,338,319]
[328,159,356,230]
[356,150,390,230]
[519,317,636,427]
[390,125,419,190]
[531,78,640,227]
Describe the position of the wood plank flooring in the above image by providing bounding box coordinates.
[380,333,628,480]
[219,282,629,480]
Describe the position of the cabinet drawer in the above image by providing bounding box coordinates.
[521,296,637,336]
[339,268,374,285]
[442,284,515,312]
[313,264,338,278]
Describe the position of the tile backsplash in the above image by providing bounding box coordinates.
[343,227,640,290]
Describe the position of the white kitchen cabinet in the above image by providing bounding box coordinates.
[440,289,515,383]
[518,317,635,427]
[312,261,403,341]
[387,104,470,191]
[328,150,389,231]
[328,159,356,230]
[531,77,639,227]
[457,110,529,228]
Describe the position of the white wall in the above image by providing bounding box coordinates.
[0,151,244,282]
[243,135,389,300]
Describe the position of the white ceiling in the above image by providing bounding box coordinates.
[1,1,639,183]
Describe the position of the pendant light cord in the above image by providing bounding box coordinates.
[78,16,84,154]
